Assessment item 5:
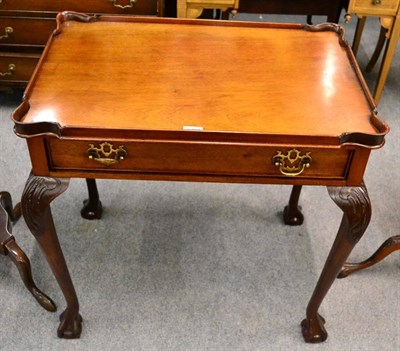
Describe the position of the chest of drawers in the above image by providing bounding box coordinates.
[0,0,166,87]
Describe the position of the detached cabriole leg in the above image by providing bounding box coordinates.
[0,191,56,311]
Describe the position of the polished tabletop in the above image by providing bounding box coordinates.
[20,16,379,138]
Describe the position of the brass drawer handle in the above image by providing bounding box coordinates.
[87,142,127,167]
[0,64,15,77]
[0,26,13,40]
[272,148,312,177]
[372,0,381,5]
[108,0,137,9]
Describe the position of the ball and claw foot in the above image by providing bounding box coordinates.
[80,198,102,220]
[58,309,83,339]
[283,205,304,226]
[301,313,327,343]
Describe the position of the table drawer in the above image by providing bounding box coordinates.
[0,53,40,83]
[0,0,161,16]
[0,17,55,47]
[47,139,353,180]
[348,0,400,16]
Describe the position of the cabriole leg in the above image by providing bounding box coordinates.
[339,235,400,277]
[301,182,371,343]
[21,173,82,339]
[81,178,102,220]
[0,191,56,311]
[283,185,304,225]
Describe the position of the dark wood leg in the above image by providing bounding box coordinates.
[339,235,400,278]
[22,174,82,339]
[0,191,56,312]
[283,185,304,225]
[365,26,388,73]
[221,10,230,20]
[80,178,102,220]
[301,183,371,343]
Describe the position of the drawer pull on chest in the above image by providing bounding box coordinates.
[87,142,127,167]
[272,149,312,177]
[108,0,137,9]
[0,64,15,77]
[0,27,13,40]
[372,0,382,5]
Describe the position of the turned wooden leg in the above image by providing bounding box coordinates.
[339,235,400,278]
[301,183,371,343]
[80,178,102,220]
[0,191,56,312]
[283,185,304,225]
[366,26,388,73]
[22,174,82,339]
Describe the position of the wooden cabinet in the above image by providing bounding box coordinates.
[0,0,165,87]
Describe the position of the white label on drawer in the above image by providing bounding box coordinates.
[183,126,204,131]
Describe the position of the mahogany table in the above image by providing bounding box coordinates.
[12,12,388,342]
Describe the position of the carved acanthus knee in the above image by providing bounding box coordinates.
[327,182,371,245]
[21,173,70,236]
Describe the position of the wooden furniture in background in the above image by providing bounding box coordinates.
[339,235,400,277]
[0,191,56,311]
[0,0,166,88]
[177,0,347,22]
[346,0,400,104]
[12,13,388,341]
[177,0,238,18]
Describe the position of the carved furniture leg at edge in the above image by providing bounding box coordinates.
[339,235,400,277]
[284,185,304,225]
[21,173,82,339]
[0,191,56,311]
[81,178,102,220]
[301,182,371,343]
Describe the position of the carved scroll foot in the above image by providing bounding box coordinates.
[58,309,83,339]
[0,191,56,311]
[80,179,102,220]
[283,185,304,225]
[302,183,371,343]
[338,235,400,278]
[301,313,327,343]
[22,173,82,338]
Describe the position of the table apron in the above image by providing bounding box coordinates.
[26,137,371,187]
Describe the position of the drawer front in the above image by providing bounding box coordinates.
[47,139,353,180]
[0,17,55,46]
[0,0,161,16]
[0,53,40,83]
[348,0,400,15]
